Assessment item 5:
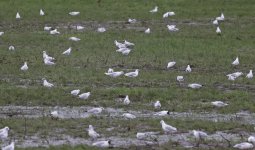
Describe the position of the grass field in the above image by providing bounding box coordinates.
[0,0,255,149]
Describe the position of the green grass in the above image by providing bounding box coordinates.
[1,0,255,23]
[1,25,255,113]
[1,117,253,139]
[0,0,255,149]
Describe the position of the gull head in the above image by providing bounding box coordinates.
[86,92,91,96]
[160,120,165,124]
[89,125,94,130]
[192,130,197,134]
[4,126,9,131]
[108,140,112,144]
[108,68,114,73]
[248,136,255,143]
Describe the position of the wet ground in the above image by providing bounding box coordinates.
[1,106,255,125]
[0,106,254,149]
[9,128,254,149]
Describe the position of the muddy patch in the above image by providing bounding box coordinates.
[9,130,252,149]
[214,82,255,93]
[1,106,255,125]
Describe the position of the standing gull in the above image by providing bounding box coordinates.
[145,28,151,34]
[160,120,177,133]
[216,27,221,35]
[88,125,100,140]
[246,70,253,79]
[185,65,192,72]
[213,19,218,25]
[20,62,28,71]
[16,12,21,19]
[193,130,208,140]
[123,95,130,105]
[232,57,239,66]
[40,9,45,16]
[216,13,224,21]
[154,101,161,109]
[50,110,59,119]
[0,127,9,139]
[193,130,208,146]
